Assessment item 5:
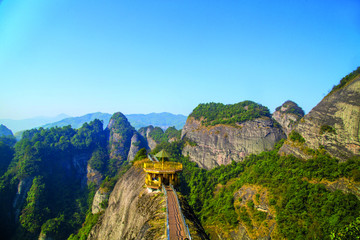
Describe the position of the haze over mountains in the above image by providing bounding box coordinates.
[0,112,187,134]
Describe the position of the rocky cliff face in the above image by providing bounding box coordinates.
[88,166,166,240]
[107,112,136,162]
[91,188,109,214]
[279,75,360,161]
[138,125,157,150]
[127,132,148,161]
[73,153,91,187]
[272,100,304,136]
[181,117,285,169]
[13,177,34,222]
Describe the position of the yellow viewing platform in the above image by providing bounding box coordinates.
[143,150,183,189]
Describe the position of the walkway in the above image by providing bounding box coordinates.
[165,186,187,240]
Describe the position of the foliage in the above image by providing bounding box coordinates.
[0,119,113,239]
[331,216,360,239]
[88,147,108,172]
[164,126,181,140]
[0,124,13,137]
[149,126,181,144]
[0,135,17,147]
[149,127,166,143]
[189,101,271,127]
[133,148,147,161]
[0,141,14,176]
[320,125,336,135]
[275,100,305,117]
[330,66,360,94]
[158,140,360,239]
[289,130,305,143]
[67,213,101,240]
[20,176,48,233]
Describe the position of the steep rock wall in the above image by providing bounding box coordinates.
[279,76,360,161]
[107,112,135,162]
[181,117,285,169]
[138,125,157,150]
[88,166,166,240]
[127,132,148,161]
[272,101,304,136]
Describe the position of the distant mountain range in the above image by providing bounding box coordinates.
[42,112,112,129]
[0,112,188,134]
[0,114,70,133]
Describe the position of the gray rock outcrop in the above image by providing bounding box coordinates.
[279,75,360,161]
[272,100,304,136]
[127,132,148,161]
[88,167,166,240]
[181,117,286,169]
[91,189,109,214]
[138,125,157,150]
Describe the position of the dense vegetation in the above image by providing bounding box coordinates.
[189,101,271,127]
[0,141,14,176]
[0,119,114,240]
[330,66,360,94]
[148,126,181,143]
[0,124,16,146]
[275,100,305,117]
[153,140,360,239]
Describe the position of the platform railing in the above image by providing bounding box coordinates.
[162,184,170,240]
[143,162,183,171]
[148,154,154,162]
[170,184,192,240]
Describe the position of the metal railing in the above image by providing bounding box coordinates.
[170,184,192,240]
[143,162,183,171]
[162,184,170,240]
[148,154,159,162]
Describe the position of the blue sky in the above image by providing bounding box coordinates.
[0,0,359,119]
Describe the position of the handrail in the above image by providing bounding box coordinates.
[154,155,160,162]
[148,154,155,162]
[170,184,192,240]
[162,184,170,240]
[144,162,183,171]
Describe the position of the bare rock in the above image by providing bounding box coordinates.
[87,167,166,240]
[272,100,304,136]
[181,117,286,169]
[279,75,360,161]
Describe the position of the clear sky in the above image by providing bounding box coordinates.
[0,0,359,119]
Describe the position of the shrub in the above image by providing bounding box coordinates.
[289,131,305,143]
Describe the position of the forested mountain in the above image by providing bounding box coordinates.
[0,114,69,133]
[0,68,359,239]
[0,116,133,239]
[0,124,13,137]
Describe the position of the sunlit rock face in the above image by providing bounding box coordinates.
[272,100,304,136]
[280,76,360,161]
[181,117,286,170]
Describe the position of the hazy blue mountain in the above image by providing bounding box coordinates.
[42,112,187,130]
[2,112,187,136]
[0,114,69,133]
[0,124,13,137]
[126,112,187,130]
[42,112,112,129]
